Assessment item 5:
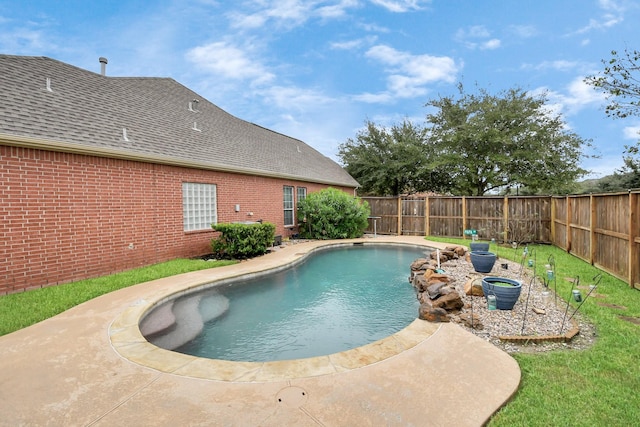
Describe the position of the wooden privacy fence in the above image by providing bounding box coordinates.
[361,192,640,289]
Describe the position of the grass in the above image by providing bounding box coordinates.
[427,236,640,426]
[0,258,236,336]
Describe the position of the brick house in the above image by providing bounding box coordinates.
[0,55,359,294]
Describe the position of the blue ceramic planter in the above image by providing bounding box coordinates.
[482,277,522,310]
[469,242,490,252]
[469,251,496,273]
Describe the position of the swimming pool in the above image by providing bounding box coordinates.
[140,244,430,362]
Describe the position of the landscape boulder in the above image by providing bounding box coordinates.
[431,292,464,311]
[464,277,485,297]
[418,304,450,322]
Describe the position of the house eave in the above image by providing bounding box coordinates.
[0,133,357,188]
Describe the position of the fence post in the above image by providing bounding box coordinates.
[590,194,596,265]
[630,191,639,289]
[424,196,430,236]
[503,196,509,244]
[462,196,467,239]
[550,197,556,244]
[397,197,402,236]
[566,195,572,253]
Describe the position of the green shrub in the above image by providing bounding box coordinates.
[211,222,276,259]
[297,188,370,239]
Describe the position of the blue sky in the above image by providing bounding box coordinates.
[2,0,640,178]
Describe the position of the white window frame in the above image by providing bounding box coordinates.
[183,182,217,231]
[284,186,294,227]
[297,187,307,203]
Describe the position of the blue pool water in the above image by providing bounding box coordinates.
[142,244,430,362]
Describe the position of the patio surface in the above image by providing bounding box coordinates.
[0,236,520,426]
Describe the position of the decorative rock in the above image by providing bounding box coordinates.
[464,277,485,297]
[440,249,456,260]
[439,286,455,296]
[413,274,428,292]
[410,258,430,271]
[459,312,483,329]
[432,292,464,311]
[426,282,448,299]
[418,304,450,322]
[446,245,467,257]
[430,251,448,264]
[425,272,452,284]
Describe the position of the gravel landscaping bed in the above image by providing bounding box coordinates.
[441,255,598,354]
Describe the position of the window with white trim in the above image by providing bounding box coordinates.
[283,186,294,227]
[297,187,307,203]
[182,182,217,231]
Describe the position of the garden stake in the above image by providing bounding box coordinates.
[567,274,602,322]
[559,276,578,335]
[520,274,537,335]
[547,255,557,305]
[518,245,528,278]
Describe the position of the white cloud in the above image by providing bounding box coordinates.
[571,0,627,34]
[227,0,360,30]
[455,25,501,50]
[369,0,430,13]
[508,25,537,38]
[361,44,459,100]
[330,36,377,50]
[526,60,582,72]
[623,125,640,139]
[357,21,391,33]
[481,39,501,50]
[352,91,395,103]
[0,27,48,52]
[318,0,360,18]
[534,76,607,117]
[185,41,275,85]
[259,85,335,110]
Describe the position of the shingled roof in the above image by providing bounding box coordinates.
[0,55,358,188]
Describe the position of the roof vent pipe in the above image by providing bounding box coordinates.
[99,57,108,76]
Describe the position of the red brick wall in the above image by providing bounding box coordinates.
[0,145,354,294]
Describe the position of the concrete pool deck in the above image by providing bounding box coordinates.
[0,236,520,426]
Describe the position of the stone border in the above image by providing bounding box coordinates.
[498,318,580,343]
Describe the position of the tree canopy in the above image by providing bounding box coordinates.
[338,120,449,196]
[585,47,640,188]
[585,48,640,119]
[425,86,590,195]
[339,85,591,196]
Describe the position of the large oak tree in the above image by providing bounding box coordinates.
[425,85,591,195]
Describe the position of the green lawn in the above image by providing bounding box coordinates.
[0,258,235,336]
[427,236,640,426]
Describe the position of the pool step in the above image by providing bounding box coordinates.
[139,302,176,337]
[145,291,230,350]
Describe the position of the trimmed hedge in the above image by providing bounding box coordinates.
[211,222,276,259]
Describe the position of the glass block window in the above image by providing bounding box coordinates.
[183,182,217,231]
[284,186,294,227]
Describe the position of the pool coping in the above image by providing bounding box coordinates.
[109,239,441,382]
